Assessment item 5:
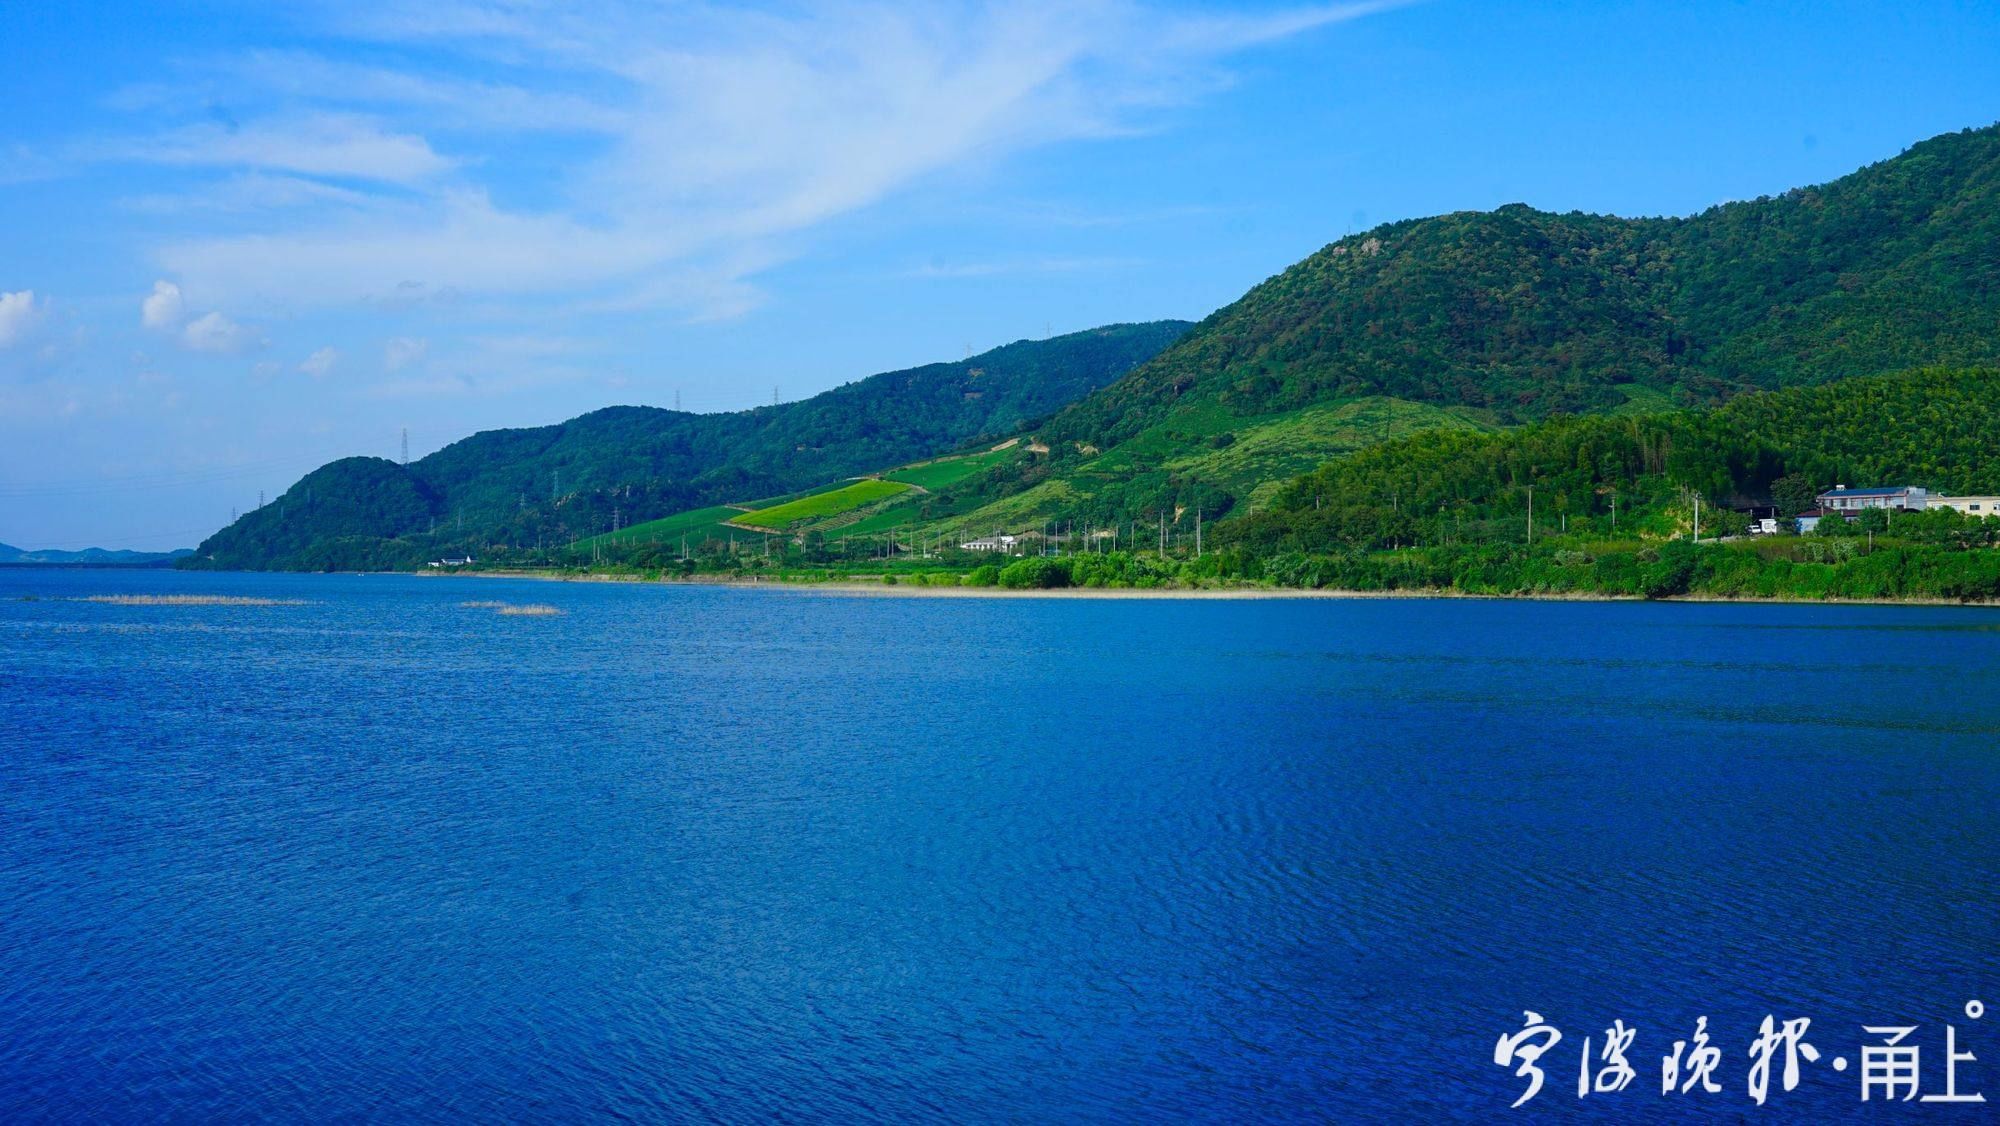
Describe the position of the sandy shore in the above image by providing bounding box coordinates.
[428,570,1631,601]
[426,569,1388,598]
[413,569,2000,606]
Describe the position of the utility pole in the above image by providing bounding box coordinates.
[1196,508,1203,558]
[1693,493,1701,542]
[675,389,682,411]
[401,427,409,466]
[1526,485,1533,545]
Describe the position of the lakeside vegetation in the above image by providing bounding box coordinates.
[475,365,2000,603]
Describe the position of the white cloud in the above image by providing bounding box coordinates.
[181,311,260,354]
[141,280,185,328]
[383,335,429,371]
[142,278,264,355]
[0,290,40,348]
[122,172,376,216]
[141,1,1399,316]
[298,346,339,378]
[98,112,452,186]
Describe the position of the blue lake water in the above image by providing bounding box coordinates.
[1,568,1996,1121]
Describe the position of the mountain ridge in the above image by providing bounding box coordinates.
[938,122,2000,529]
[185,322,1190,569]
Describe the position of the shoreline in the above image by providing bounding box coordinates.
[409,569,2000,607]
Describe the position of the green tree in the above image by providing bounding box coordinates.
[1770,473,1820,516]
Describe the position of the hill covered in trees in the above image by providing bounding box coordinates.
[185,322,1188,570]
[1225,365,2000,556]
[939,123,2000,528]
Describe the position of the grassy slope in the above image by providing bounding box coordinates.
[960,397,1494,529]
[578,505,744,550]
[885,445,1019,489]
[729,479,912,529]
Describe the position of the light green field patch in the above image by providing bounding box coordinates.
[735,479,854,511]
[885,445,1019,490]
[729,478,912,529]
[1608,383,1678,415]
[949,397,1497,530]
[1164,397,1493,513]
[579,505,743,549]
[954,476,1083,530]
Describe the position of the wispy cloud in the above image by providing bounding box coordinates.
[383,335,429,371]
[90,112,454,185]
[110,1,1397,319]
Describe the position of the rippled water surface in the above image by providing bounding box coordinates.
[2,570,1996,1121]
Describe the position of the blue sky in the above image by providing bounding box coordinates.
[2,1,1997,550]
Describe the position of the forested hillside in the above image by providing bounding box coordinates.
[186,322,1187,570]
[944,123,2000,528]
[1224,365,2000,555]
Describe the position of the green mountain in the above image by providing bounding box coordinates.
[939,123,2000,529]
[185,322,1189,570]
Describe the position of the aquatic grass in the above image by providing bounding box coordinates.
[459,599,563,615]
[76,594,307,606]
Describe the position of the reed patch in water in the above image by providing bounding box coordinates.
[76,594,306,606]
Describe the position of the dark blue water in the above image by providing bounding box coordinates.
[2,570,1995,1121]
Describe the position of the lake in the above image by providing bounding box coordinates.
[2,569,1995,1121]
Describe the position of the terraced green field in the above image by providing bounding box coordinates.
[885,445,1018,490]
[728,478,912,529]
[578,505,744,549]
[958,396,1496,528]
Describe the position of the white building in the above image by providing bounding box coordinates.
[958,535,1019,553]
[1816,486,1927,512]
[1928,495,2000,517]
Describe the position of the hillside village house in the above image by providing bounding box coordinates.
[959,535,1019,554]
[1800,487,2000,528]
[1816,485,1928,512]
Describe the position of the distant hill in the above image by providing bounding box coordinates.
[941,122,2000,528]
[185,322,1190,570]
[0,544,193,565]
